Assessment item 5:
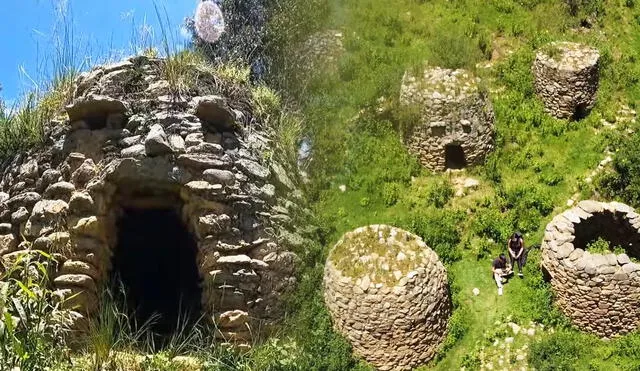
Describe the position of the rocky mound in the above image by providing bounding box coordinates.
[400,66,495,171]
[542,201,640,337]
[532,41,600,120]
[323,225,450,370]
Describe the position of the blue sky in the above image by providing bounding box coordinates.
[0,0,198,103]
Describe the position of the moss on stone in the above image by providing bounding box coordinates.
[328,225,433,285]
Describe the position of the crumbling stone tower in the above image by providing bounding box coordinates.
[533,41,600,120]
[399,66,495,172]
[0,55,305,346]
[323,225,450,370]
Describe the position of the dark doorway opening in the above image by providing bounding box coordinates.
[445,144,467,169]
[572,103,590,121]
[110,207,202,338]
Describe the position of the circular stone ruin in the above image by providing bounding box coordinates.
[542,201,640,337]
[399,66,495,171]
[532,41,600,120]
[0,55,305,346]
[323,225,450,370]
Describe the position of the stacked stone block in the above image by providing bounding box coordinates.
[542,200,640,337]
[399,66,495,171]
[323,225,450,370]
[533,41,600,120]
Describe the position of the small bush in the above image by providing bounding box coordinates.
[596,134,640,207]
[504,184,554,216]
[426,179,454,208]
[381,182,402,206]
[529,331,587,371]
[405,208,464,264]
[585,237,613,254]
[471,208,514,243]
[427,25,482,69]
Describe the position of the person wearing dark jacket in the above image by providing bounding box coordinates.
[508,232,525,278]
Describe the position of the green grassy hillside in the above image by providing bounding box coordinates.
[271,0,640,370]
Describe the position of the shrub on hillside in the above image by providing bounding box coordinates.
[529,331,587,371]
[471,208,514,243]
[404,208,464,264]
[503,184,554,216]
[381,182,402,206]
[597,133,640,207]
[426,179,454,208]
[427,25,482,69]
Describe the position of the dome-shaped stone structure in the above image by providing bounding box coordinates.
[533,41,600,120]
[0,56,304,346]
[542,201,640,337]
[399,66,495,171]
[323,225,450,370]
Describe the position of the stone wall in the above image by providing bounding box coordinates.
[542,201,640,337]
[400,66,495,171]
[532,41,600,120]
[323,225,450,370]
[0,56,305,346]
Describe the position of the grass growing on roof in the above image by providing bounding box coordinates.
[329,225,433,284]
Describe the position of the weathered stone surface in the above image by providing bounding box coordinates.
[65,95,128,123]
[191,95,236,131]
[71,159,97,188]
[168,134,185,153]
[121,144,146,158]
[542,201,640,338]
[60,260,100,281]
[145,124,173,156]
[324,225,450,370]
[533,42,600,120]
[7,192,41,209]
[399,66,495,171]
[54,274,97,292]
[44,182,76,201]
[0,234,17,255]
[68,192,95,215]
[203,169,236,186]
[177,154,231,170]
[237,159,270,180]
[33,232,70,252]
[24,200,69,238]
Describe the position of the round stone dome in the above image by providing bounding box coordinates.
[323,225,450,370]
[542,201,640,337]
[0,55,304,346]
[532,41,600,120]
[399,66,495,172]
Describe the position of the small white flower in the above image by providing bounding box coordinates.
[472,287,480,296]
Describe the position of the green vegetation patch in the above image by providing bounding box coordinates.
[329,225,433,285]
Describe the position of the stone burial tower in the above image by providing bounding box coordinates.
[0,55,305,347]
[399,66,495,172]
[323,225,451,370]
[533,41,600,120]
[542,201,640,338]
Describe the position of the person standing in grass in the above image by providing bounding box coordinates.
[492,254,508,296]
[508,232,525,278]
